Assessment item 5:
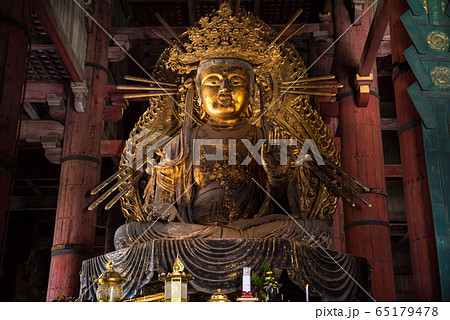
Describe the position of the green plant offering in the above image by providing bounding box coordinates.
[251,260,282,300]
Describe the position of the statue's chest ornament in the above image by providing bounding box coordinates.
[193,125,256,193]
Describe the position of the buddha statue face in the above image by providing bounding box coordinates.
[197,59,253,125]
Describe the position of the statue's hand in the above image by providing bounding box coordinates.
[261,142,292,180]
[145,202,179,222]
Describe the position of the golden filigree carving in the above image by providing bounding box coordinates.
[167,2,283,74]
[431,66,450,88]
[422,0,447,12]
[427,30,449,51]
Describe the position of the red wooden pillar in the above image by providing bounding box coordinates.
[330,138,347,253]
[332,0,396,301]
[388,0,441,301]
[46,0,110,301]
[0,0,34,265]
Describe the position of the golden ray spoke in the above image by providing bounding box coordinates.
[123,93,178,99]
[269,8,303,47]
[282,75,336,84]
[124,75,179,87]
[116,85,178,91]
[279,84,343,89]
[278,22,306,47]
[285,91,337,97]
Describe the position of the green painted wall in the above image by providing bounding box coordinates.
[402,0,450,301]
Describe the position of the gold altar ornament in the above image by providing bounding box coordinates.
[208,289,231,302]
[90,261,128,302]
[159,257,193,302]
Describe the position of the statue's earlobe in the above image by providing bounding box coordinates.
[200,107,207,120]
[245,104,253,118]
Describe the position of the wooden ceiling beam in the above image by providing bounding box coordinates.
[30,43,57,51]
[25,80,68,103]
[8,196,57,211]
[358,0,389,76]
[385,164,403,178]
[111,23,321,41]
[254,0,261,17]
[380,118,398,130]
[126,0,210,2]
[187,0,196,26]
[126,0,186,2]
[24,103,41,120]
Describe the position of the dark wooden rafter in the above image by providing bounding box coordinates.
[253,0,261,17]
[187,0,196,26]
[111,23,322,41]
[25,80,68,103]
[34,0,84,82]
[24,102,41,120]
[385,164,403,178]
[9,196,57,211]
[358,0,389,76]
[380,118,398,130]
[354,0,389,108]
[26,83,131,122]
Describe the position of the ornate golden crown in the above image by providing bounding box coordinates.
[167,2,283,74]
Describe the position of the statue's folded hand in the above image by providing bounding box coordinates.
[261,143,292,180]
[145,202,180,222]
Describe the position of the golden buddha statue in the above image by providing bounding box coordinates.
[82,2,372,302]
[111,56,336,249]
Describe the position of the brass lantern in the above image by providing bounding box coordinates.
[159,256,193,302]
[90,261,128,302]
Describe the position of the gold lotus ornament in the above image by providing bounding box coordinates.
[90,261,129,302]
[159,256,193,302]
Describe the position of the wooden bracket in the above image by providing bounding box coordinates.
[319,12,332,23]
[19,120,64,164]
[351,0,366,25]
[41,134,63,164]
[46,94,66,122]
[71,81,89,113]
[355,73,373,108]
[314,80,340,119]
[108,35,131,63]
[103,85,131,122]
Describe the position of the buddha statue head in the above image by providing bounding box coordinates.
[196,59,254,125]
